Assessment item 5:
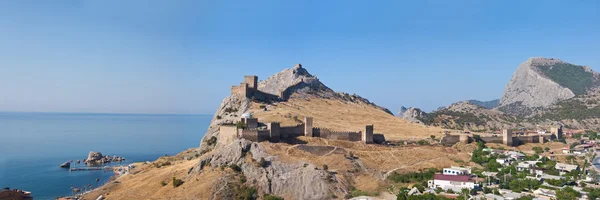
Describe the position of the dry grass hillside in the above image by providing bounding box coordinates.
[83,138,475,200]
[251,97,445,141]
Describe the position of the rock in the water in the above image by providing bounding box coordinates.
[87,151,104,162]
[60,162,70,168]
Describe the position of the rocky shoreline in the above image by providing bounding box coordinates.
[59,151,125,168]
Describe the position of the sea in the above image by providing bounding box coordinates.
[0,112,210,200]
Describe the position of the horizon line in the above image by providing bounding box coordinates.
[0,110,213,116]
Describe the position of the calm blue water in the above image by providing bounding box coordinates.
[0,112,210,200]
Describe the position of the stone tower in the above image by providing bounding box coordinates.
[268,122,280,143]
[551,126,563,139]
[502,129,513,146]
[304,117,313,137]
[244,75,258,89]
[362,125,374,144]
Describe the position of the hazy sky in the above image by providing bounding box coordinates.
[1,0,599,114]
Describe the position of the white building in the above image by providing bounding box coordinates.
[555,163,579,175]
[427,174,477,191]
[442,166,471,176]
[496,158,511,165]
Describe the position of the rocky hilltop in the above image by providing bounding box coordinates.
[415,57,600,131]
[418,101,519,131]
[200,64,392,153]
[499,57,599,115]
[397,106,426,123]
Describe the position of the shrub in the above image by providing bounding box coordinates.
[259,105,266,109]
[532,147,544,154]
[544,147,550,152]
[323,164,329,171]
[162,161,172,167]
[349,151,354,159]
[160,181,167,186]
[229,164,242,172]
[216,115,222,119]
[417,140,430,145]
[387,168,437,183]
[172,177,184,188]
[236,121,247,129]
[207,136,218,146]
[224,107,238,113]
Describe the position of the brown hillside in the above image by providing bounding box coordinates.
[251,97,445,141]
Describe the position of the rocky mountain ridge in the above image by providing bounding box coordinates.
[413,57,600,131]
[499,57,599,115]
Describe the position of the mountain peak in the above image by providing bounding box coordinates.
[499,57,598,115]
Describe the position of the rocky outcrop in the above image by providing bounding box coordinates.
[196,139,339,200]
[87,151,104,162]
[199,94,250,153]
[498,57,600,114]
[500,57,576,109]
[83,151,125,164]
[397,106,426,123]
[258,64,332,99]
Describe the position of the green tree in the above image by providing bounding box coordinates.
[556,187,581,200]
[532,147,544,154]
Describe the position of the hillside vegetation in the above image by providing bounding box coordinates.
[536,62,597,95]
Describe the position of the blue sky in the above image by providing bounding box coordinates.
[0,0,599,114]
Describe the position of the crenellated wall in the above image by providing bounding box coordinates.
[225,115,383,144]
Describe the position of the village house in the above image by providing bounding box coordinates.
[555,163,579,175]
[496,158,512,166]
[442,166,471,176]
[427,174,478,192]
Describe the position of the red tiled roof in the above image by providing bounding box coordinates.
[434,174,470,182]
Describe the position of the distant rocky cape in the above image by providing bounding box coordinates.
[407,57,600,131]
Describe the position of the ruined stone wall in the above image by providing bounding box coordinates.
[313,127,361,141]
[231,83,249,97]
[241,129,258,142]
[218,125,239,147]
[280,124,305,139]
[440,135,461,146]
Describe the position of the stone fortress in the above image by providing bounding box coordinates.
[220,68,384,145]
[218,113,383,146]
[441,126,563,146]
[230,75,280,101]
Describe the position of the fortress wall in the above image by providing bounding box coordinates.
[218,125,239,147]
[280,124,305,139]
[348,132,362,141]
[480,136,503,144]
[515,135,539,144]
[240,129,258,142]
[257,130,270,142]
[440,135,461,146]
